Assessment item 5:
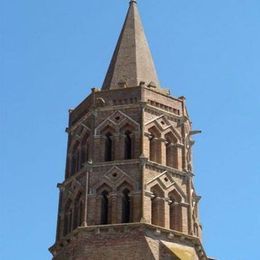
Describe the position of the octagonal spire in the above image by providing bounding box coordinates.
[102,1,160,90]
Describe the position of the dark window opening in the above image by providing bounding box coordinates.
[149,134,155,161]
[64,208,72,236]
[151,196,156,225]
[79,201,84,227]
[101,191,109,224]
[71,150,80,175]
[76,150,80,171]
[80,148,87,167]
[73,204,78,230]
[124,131,132,160]
[70,142,80,175]
[122,189,130,223]
[80,147,87,167]
[81,135,89,167]
[71,155,77,175]
[73,194,84,230]
[105,133,112,161]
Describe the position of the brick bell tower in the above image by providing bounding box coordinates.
[50,1,209,259]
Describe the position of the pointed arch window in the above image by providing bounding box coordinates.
[101,190,109,224]
[124,131,132,160]
[105,133,113,161]
[121,189,131,223]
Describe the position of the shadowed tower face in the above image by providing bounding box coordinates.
[49,1,209,259]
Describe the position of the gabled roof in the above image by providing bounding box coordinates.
[102,0,160,90]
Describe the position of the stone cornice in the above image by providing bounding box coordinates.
[94,103,141,112]
[60,159,193,189]
[145,103,182,120]
[49,223,208,259]
[91,159,140,168]
[145,160,193,178]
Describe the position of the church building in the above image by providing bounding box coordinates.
[49,1,210,259]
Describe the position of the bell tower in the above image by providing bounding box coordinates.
[50,1,209,259]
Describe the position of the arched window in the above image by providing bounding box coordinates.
[101,190,109,224]
[148,127,161,164]
[80,134,89,167]
[105,133,113,161]
[151,185,165,227]
[124,131,132,160]
[121,189,131,223]
[165,132,178,169]
[169,190,182,232]
[63,200,72,236]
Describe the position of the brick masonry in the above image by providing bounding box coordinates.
[50,1,208,259]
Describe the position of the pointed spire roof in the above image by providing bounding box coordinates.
[102,0,160,90]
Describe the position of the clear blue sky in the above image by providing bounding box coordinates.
[1,0,260,259]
